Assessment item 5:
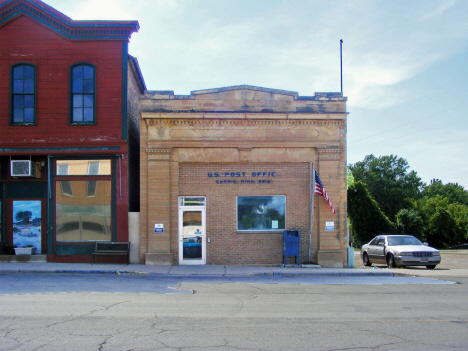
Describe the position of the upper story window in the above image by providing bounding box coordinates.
[70,64,95,124]
[11,64,36,125]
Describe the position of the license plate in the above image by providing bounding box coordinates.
[421,258,428,262]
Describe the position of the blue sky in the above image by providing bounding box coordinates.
[45,0,468,189]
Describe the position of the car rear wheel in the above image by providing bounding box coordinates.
[426,265,436,269]
[363,252,371,267]
[386,254,397,268]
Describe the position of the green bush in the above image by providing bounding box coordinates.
[348,181,396,247]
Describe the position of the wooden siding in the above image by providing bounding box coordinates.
[0,15,125,143]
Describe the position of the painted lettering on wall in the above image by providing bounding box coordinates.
[208,172,276,177]
[207,171,277,184]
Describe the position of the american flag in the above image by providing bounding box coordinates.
[315,171,336,214]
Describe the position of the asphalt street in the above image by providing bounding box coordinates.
[1,259,467,350]
[0,272,456,296]
[1,273,467,351]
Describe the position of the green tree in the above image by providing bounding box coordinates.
[395,209,424,238]
[426,209,455,248]
[422,179,468,205]
[347,167,354,189]
[349,154,423,221]
[449,203,468,245]
[347,181,396,247]
[420,195,468,247]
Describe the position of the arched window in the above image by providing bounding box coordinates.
[11,63,36,125]
[70,63,95,124]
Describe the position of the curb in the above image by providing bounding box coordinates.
[0,269,395,277]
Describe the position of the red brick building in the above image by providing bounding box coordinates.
[0,0,143,262]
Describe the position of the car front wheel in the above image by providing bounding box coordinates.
[426,265,436,269]
[386,254,397,268]
[363,252,371,267]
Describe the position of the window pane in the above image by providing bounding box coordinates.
[180,197,206,206]
[13,95,24,108]
[13,66,24,79]
[72,66,83,79]
[83,108,93,122]
[83,94,93,107]
[56,160,111,175]
[56,180,111,241]
[83,66,94,79]
[237,196,286,231]
[24,66,34,79]
[73,95,83,107]
[72,80,82,94]
[83,79,93,93]
[24,80,34,93]
[13,109,24,122]
[73,108,83,122]
[88,161,100,175]
[24,108,34,122]
[24,95,34,107]
[57,164,69,175]
[13,80,23,94]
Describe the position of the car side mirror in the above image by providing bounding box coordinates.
[423,242,429,246]
[378,242,385,246]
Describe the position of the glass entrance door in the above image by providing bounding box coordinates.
[178,197,206,265]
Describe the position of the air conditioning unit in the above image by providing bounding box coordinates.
[11,160,36,177]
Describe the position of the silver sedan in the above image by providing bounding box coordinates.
[360,235,441,269]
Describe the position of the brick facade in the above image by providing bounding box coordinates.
[140,86,348,267]
[179,163,311,265]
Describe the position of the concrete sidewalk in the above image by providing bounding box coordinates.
[0,261,398,277]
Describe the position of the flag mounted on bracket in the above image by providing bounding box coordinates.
[314,171,336,214]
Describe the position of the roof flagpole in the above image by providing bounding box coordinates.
[340,39,343,94]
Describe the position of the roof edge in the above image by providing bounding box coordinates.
[191,85,299,98]
[0,0,139,40]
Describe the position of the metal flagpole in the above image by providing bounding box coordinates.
[340,39,343,94]
[308,163,315,263]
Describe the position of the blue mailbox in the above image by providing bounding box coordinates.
[283,230,300,265]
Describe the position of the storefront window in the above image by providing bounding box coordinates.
[56,159,111,175]
[55,159,112,242]
[237,196,286,231]
[56,180,111,241]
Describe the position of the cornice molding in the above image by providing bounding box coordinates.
[0,0,139,40]
[317,148,342,160]
[146,148,172,160]
[146,118,345,128]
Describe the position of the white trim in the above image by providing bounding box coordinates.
[178,196,206,265]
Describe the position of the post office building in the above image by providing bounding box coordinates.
[139,85,348,268]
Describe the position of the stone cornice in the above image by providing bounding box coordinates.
[146,148,172,160]
[317,148,342,160]
[142,112,348,120]
[145,118,345,128]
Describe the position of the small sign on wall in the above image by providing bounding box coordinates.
[325,221,335,231]
[154,223,164,233]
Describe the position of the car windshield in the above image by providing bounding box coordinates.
[387,236,423,246]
